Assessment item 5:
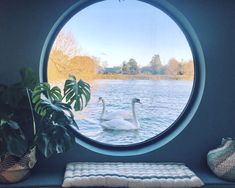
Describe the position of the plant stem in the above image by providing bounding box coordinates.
[26,88,36,135]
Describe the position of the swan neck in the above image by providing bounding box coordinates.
[132,102,139,127]
[100,99,105,119]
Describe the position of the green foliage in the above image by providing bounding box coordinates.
[64,75,90,111]
[33,102,76,158]
[121,58,139,75]
[36,100,72,117]
[0,68,38,158]
[121,61,128,74]
[36,124,75,158]
[32,83,62,116]
[31,74,90,158]
[104,54,194,79]
[0,67,39,120]
[0,67,91,159]
[0,120,28,158]
[149,54,162,74]
[19,68,39,89]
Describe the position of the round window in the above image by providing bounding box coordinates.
[41,0,205,155]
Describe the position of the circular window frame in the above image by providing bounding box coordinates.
[40,0,205,156]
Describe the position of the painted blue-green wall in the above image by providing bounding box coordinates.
[0,0,235,171]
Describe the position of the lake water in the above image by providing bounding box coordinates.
[75,79,193,145]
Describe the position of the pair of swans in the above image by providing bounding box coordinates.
[98,97,141,130]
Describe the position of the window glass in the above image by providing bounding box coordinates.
[47,0,194,145]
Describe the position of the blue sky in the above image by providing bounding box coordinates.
[62,0,193,67]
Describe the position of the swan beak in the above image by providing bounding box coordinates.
[137,100,142,105]
[97,98,103,105]
[137,100,142,104]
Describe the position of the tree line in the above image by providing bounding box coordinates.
[103,54,194,76]
[48,31,194,82]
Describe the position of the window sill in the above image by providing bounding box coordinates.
[0,167,234,188]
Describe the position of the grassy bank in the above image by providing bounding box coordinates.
[95,73,194,80]
[48,73,194,83]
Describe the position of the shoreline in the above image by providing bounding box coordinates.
[48,73,194,83]
[95,74,193,80]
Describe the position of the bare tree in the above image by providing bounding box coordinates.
[48,30,79,81]
[182,60,194,75]
[51,30,79,58]
[165,58,182,75]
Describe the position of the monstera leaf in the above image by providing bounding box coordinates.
[34,105,76,158]
[0,120,28,158]
[64,75,90,111]
[35,123,75,158]
[34,99,73,118]
[32,98,78,158]
[32,83,62,116]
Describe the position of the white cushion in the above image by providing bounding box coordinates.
[62,162,204,188]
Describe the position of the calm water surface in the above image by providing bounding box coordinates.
[74,79,193,145]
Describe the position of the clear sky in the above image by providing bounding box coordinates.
[62,0,193,67]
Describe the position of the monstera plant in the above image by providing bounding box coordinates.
[0,69,90,159]
[31,75,90,158]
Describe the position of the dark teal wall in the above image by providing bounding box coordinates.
[1,0,235,171]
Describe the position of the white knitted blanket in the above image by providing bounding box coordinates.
[62,162,204,188]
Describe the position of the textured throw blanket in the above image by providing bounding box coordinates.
[62,162,204,188]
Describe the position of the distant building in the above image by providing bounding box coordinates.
[103,67,122,74]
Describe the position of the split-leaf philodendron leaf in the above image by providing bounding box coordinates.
[64,75,90,111]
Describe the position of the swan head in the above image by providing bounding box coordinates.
[98,97,103,102]
[98,97,105,104]
[132,98,141,104]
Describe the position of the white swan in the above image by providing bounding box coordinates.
[98,97,133,121]
[99,98,141,130]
